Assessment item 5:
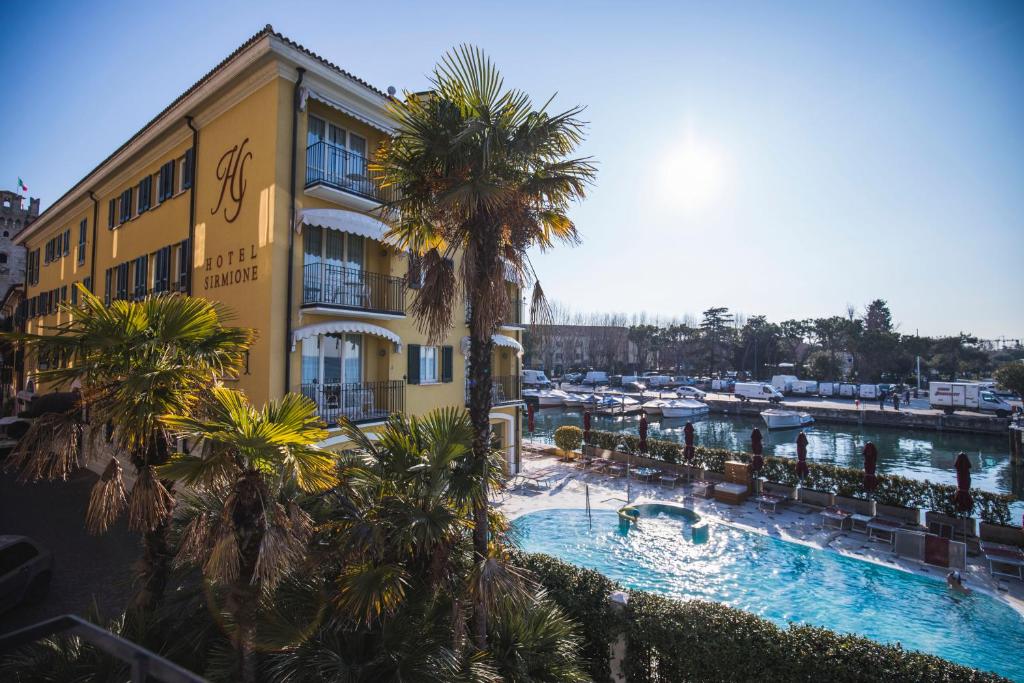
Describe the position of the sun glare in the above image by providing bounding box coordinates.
[656,133,729,212]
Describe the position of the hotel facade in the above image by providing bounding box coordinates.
[15,26,525,469]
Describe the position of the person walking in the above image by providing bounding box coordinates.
[893,392,900,411]
[878,391,886,411]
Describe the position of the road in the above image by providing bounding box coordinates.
[704,392,998,418]
[0,467,139,634]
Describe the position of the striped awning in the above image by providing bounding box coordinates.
[292,321,401,352]
[460,334,523,358]
[297,208,390,241]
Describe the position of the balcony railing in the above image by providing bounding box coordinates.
[303,263,405,314]
[301,380,404,425]
[465,299,525,326]
[305,141,397,204]
[465,374,522,406]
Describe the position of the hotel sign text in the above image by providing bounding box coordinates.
[204,243,259,290]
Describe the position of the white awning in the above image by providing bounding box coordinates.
[460,334,523,358]
[298,208,390,242]
[292,321,402,352]
[300,87,395,135]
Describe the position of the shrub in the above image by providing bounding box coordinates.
[583,428,1015,525]
[520,552,1011,683]
[554,425,583,456]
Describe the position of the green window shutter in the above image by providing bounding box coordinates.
[407,344,420,385]
[441,346,453,383]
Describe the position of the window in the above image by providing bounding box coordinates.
[420,346,438,383]
[158,160,175,202]
[133,255,148,299]
[63,229,70,256]
[28,249,39,284]
[153,246,171,293]
[175,239,190,291]
[0,253,6,264]
[108,198,117,229]
[307,115,369,181]
[301,334,362,386]
[116,262,129,300]
[77,219,87,264]
[137,176,152,213]
[83,276,92,293]
[181,148,194,191]
[104,268,112,305]
[71,284,78,306]
[119,188,133,223]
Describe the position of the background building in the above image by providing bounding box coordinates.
[0,190,37,307]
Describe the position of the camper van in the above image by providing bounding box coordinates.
[930,382,1013,417]
[521,369,551,389]
[734,382,785,404]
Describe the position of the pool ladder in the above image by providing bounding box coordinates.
[585,484,592,529]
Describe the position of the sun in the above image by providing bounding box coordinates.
[656,132,729,212]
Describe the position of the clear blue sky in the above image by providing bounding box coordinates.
[2,1,1021,340]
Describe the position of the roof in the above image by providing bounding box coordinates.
[21,24,389,240]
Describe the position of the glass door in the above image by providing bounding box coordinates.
[308,116,327,178]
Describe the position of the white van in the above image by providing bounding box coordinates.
[583,371,609,386]
[790,380,818,395]
[818,382,837,397]
[858,384,879,399]
[771,375,800,393]
[838,383,858,398]
[645,375,673,387]
[521,369,551,388]
[734,382,784,404]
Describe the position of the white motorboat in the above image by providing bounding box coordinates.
[562,392,585,407]
[523,389,572,407]
[761,409,815,430]
[642,399,668,415]
[660,399,710,418]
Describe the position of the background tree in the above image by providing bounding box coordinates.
[994,362,1024,398]
[375,45,594,644]
[4,288,253,605]
[698,307,733,374]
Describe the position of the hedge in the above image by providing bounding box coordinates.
[518,552,1010,683]
[584,429,1015,525]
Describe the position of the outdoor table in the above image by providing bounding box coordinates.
[753,494,785,513]
[980,542,1024,581]
[850,513,873,534]
[632,467,658,482]
[658,472,680,488]
[820,508,852,531]
[867,517,902,546]
[692,480,716,498]
[606,463,626,477]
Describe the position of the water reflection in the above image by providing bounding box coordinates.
[529,408,1020,502]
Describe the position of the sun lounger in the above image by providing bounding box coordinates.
[631,467,659,482]
[658,472,680,488]
[606,463,626,477]
[753,494,786,513]
[867,516,903,546]
[713,482,748,505]
[692,480,716,498]
[515,466,559,490]
[980,541,1024,581]
[820,506,852,530]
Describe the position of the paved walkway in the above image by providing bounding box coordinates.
[495,449,1024,617]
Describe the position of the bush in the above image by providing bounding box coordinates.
[584,428,1016,525]
[520,552,1010,683]
[554,425,583,455]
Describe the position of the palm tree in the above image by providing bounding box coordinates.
[374,45,595,644]
[4,287,253,605]
[157,387,339,683]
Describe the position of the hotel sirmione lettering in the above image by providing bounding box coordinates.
[204,244,259,290]
[211,137,252,223]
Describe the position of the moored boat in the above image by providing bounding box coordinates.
[661,399,710,418]
[761,409,814,430]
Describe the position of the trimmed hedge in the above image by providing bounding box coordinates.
[585,428,1015,525]
[519,552,1010,683]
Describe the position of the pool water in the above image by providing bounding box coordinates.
[514,508,1024,681]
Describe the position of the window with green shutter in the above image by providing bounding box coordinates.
[441,346,453,383]
[407,343,420,385]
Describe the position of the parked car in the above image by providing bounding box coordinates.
[0,536,53,614]
[675,386,707,400]
[622,381,647,393]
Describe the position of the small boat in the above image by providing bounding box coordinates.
[761,409,815,430]
[596,394,642,415]
[522,389,572,407]
[642,399,668,415]
[562,392,585,407]
[661,399,710,418]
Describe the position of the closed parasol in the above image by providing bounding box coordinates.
[795,431,809,480]
[683,421,695,462]
[583,410,591,446]
[863,442,878,493]
[638,413,648,453]
[953,452,973,513]
[527,402,535,433]
[750,428,764,474]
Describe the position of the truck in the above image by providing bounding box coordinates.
[734,382,784,404]
[929,382,1013,417]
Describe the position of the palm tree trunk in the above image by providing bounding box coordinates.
[467,303,495,648]
[229,472,264,683]
[136,521,171,608]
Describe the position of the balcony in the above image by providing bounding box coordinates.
[305,141,397,210]
[302,263,405,317]
[301,380,404,426]
[465,374,522,406]
[465,299,526,329]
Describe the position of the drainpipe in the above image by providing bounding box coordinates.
[284,67,305,395]
[185,116,199,295]
[87,191,99,293]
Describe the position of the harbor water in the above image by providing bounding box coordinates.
[527,408,1023,517]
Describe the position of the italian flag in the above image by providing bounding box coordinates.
[17,177,27,192]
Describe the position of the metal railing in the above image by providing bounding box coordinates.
[301,380,404,425]
[305,141,396,204]
[465,374,522,406]
[465,299,525,327]
[302,263,405,313]
[0,614,204,682]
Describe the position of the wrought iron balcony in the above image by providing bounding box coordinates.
[302,262,405,314]
[465,299,525,327]
[465,374,522,406]
[305,141,397,204]
[301,379,404,426]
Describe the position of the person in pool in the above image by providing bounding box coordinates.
[947,570,971,595]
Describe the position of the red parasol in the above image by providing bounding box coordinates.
[683,421,695,462]
[583,410,591,446]
[638,413,648,453]
[750,428,764,474]
[953,451,973,513]
[862,442,878,493]
[527,402,535,433]
[795,431,809,480]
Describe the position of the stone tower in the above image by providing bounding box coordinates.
[0,190,38,309]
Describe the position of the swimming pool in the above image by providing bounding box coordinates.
[513,507,1024,681]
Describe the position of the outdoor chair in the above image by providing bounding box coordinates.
[819,506,853,531]
[980,542,1024,581]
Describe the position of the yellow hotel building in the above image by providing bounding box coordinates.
[15,25,525,468]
